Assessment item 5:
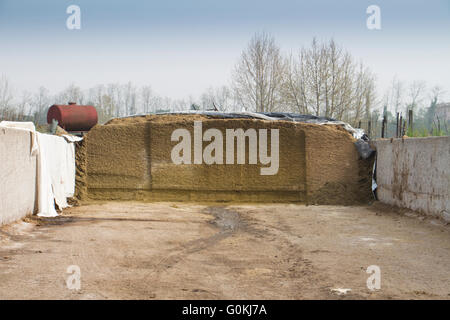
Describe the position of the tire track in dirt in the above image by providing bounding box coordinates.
[146,207,241,274]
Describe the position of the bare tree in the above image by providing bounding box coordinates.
[352,62,376,125]
[390,77,403,115]
[16,91,32,121]
[105,83,119,117]
[150,95,164,112]
[32,86,50,124]
[0,75,14,119]
[88,85,105,109]
[281,38,376,124]
[232,32,285,112]
[56,83,84,105]
[141,85,153,114]
[201,86,235,111]
[122,82,137,115]
[87,84,119,123]
[282,53,308,114]
[110,83,123,117]
[406,80,426,113]
[429,85,444,104]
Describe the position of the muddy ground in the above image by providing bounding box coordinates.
[0,202,449,300]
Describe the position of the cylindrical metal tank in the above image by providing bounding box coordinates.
[47,102,98,132]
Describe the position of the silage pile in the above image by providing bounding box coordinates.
[75,113,374,205]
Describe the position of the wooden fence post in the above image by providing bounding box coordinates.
[408,109,413,134]
[396,112,399,138]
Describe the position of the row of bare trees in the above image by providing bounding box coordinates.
[376,77,448,137]
[382,77,446,116]
[0,78,203,124]
[232,33,376,126]
[0,32,447,128]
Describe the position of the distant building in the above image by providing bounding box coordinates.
[435,103,450,122]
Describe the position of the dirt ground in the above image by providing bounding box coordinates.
[0,201,449,300]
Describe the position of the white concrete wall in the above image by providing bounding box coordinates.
[373,137,450,219]
[0,127,37,225]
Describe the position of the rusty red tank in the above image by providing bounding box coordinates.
[47,102,98,132]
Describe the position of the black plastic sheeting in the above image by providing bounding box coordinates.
[354,139,375,159]
[186,111,337,123]
[260,112,337,122]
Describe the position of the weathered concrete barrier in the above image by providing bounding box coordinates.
[0,124,78,225]
[81,114,373,204]
[373,137,450,219]
[0,127,37,225]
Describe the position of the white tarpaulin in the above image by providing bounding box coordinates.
[0,121,78,217]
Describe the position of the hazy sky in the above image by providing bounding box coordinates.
[0,0,449,102]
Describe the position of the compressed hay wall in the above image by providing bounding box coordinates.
[0,127,37,225]
[86,122,151,190]
[373,137,450,218]
[149,119,306,201]
[304,125,373,205]
[80,115,372,204]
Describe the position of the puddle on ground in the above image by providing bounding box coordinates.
[204,207,242,232]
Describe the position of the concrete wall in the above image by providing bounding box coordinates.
[373,137,450,218]
[84,116,373,204]
[0,127,37,225]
